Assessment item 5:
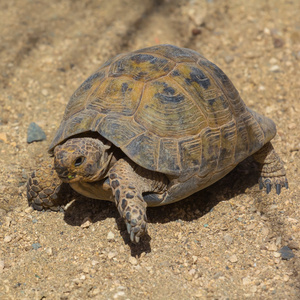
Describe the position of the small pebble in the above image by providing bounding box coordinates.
[283,275,289,282]
[288,123,296,130]
[80,274,86,280]
[223,234,233,245]
[81,217,92,228]
[189,269,196,275]
[90,288,100,296]
[261,227,269,236]
[191,28,202,36]
[273,252,281,258]
[242,277,251,285]
[4,217,12,227]
[228,254,238,263]
[287,241,299,250]
[113,291,125,299]
[224,55,234,64]
[0,209,7,217]
[246,223,256,230]
[192,256,198,263]
[267,243,277,251]
[269,65,280,72]
[27,122,46,143]
[269,57,278,64]
[273,37,284,48]
[129,256,138,265]
[24,206,33,214]
[274,258,281,264]
[45,247,53,256]
[275,237,282,246]
[278,246,294,260]
[107,252,117,259]
[32,243,42,250]
[0,132,8,143]
[0,260,4,273]
[107,231,115,241]
[91,260,99,266]
[287,217,298,224]
[4,236,12,243]
[41,89,48,96]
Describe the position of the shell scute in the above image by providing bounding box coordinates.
[124,133,159,169]
[198,127,220,177]
[171,63,232,128]
[95,116,145,148]
[178,136,202,173]
[86,77,143,116]
[135,44,200,63]
[135,78,206,138]
[108,53,176,82]
[184,66,211,90]
[63,70,106,120]
[158,139,181,174]
[217,120,237,171]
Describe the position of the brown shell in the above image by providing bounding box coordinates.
[49,44,276,177]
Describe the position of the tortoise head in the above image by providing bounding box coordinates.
[54,137,112,183]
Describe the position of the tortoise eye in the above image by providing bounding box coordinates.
[74,157,85,167]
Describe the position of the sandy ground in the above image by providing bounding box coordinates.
[0,0,299,299]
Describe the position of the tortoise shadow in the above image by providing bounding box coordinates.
[63,158,260,256]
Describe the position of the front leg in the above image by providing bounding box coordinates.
[108,158,168,243]
[27,162,73,211]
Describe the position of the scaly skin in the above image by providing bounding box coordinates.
[108,158,168,243]
[30,137,169,243]
[27,138,288,242]
[27,161,73,211]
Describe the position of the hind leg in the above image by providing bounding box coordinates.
[253,142,288,195]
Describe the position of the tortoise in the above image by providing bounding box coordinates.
[27,44,288,243]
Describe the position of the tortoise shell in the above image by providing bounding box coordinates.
[49,44,276,180]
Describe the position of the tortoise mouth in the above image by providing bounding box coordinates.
[55,166,78,183]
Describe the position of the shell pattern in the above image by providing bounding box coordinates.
[49,44,276,182]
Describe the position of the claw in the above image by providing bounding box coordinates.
[32,203,43,211]
[259,178,263,190]
[126,223,131,234]
[285,180,289,189]
[276,184,281,195]
[265,179,271,194]
[266,183,271,194]
[130,230,135,242]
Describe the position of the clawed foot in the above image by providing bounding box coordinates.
[253,142,288,195]
[122,205,148,243]
[27,164,72,211]
[259,176,288,195]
